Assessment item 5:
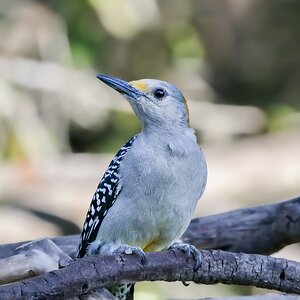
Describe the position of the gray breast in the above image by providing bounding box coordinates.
[97,131,207,249]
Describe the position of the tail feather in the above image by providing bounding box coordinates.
[109,283,134,300]
[127,284,134,300]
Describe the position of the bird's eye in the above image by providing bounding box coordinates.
[153,88,165,99]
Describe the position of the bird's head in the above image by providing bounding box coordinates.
[97,74,190,130]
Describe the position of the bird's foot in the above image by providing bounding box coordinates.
[113,244,147,265]
[168,242,202,271]
[88,240,147,264]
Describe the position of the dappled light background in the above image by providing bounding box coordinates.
[0,0,300,298]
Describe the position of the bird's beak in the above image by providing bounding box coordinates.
[96,74,144,99]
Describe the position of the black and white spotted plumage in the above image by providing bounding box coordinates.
[77,75,208,300]
[77,136,136,258]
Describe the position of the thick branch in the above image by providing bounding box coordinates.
[183,195,300,254]
[0,196,299,259]
[0,238,72,285]
[0,250,299,299]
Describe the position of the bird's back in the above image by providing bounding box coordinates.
[77,136,136,258]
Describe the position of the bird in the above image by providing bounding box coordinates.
[77,74,207,300]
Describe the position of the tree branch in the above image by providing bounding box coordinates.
[0,197,299,298]
[0,249,299,299]
[0,238,72,285]
[0,196,299,259]
[183,196,300,254]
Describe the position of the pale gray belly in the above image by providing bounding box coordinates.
[97,151,206,250]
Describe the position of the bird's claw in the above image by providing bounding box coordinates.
[169,243,202,271]
[113,245,147,264]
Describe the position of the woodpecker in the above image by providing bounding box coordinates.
[77,74,207,300]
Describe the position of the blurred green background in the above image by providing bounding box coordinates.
[0,0,299,299]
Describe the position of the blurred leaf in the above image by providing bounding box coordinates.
[166,24,204,60]
[70,41,93,68]
[3,130,26,161]
[267,104,297,132]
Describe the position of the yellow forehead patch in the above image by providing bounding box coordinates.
[130,81,148,92]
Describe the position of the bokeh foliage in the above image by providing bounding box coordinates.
[0,0,299,156]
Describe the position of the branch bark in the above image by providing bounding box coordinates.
[0,197,299,299]
[0,238,72,285]
[0,196,299,259]
[0,249,299,299]
[183,195,300,254]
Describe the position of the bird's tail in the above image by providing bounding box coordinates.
[109,283,134,300]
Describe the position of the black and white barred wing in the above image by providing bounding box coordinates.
[77,136,136,258]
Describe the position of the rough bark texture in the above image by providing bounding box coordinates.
[1,196,299,259]
[0,249,299,299]
[183,196,300,254]
[0,238,72,285]
[0,235,79,260]
[0,197,299,299]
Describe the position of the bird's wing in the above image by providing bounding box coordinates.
[77,136,136,258]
